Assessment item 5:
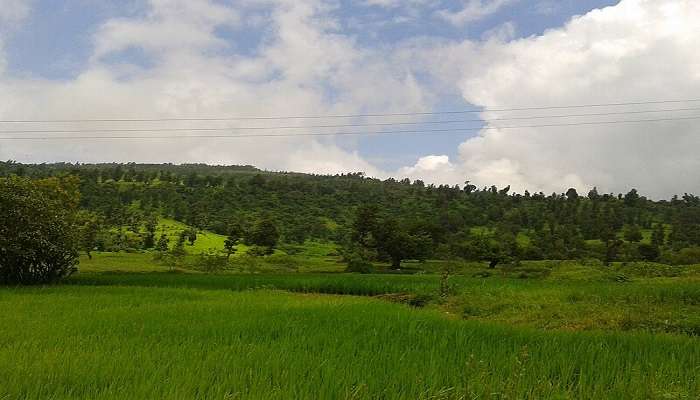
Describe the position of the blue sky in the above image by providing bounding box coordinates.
[2,0,619,170]
[4,0,698,197]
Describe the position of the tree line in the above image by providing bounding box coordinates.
[3,161,700,283]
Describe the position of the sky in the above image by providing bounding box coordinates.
[1,0,699,198]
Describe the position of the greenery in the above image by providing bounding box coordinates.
[5,161,700,268]
[3,162,700,398]
[1,283,697,399]
[0,176,80,284]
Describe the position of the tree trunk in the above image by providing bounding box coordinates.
[391,257,402,269]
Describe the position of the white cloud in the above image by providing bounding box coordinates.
[437,0,516,26]
[397,155,463,184]
[0,0,31,25]
[420,0,700,197]
[92,0,240,60]
[0,0,433,177]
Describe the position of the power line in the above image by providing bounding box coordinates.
[2,107,700,134]
[1,99,700,123]
[2,115,698,140]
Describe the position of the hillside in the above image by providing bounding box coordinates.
[3,161,700,266]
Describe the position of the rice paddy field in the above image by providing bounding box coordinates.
[2,259,699,399]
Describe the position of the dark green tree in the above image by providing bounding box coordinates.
[223,224,243,260]
[156,232,170,252]
[651,224,665,247]
[187,228,197,246]
[143,214,158,249]
[623,224,643,243]
[0,176,80,284]
[246,217,279,253]
[77,210,102,259]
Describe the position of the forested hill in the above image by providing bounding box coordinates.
[3,161,700,264]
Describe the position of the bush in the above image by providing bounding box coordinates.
[248,245,274,257]
[0,176,80,284]
[637,243,660,261]
[345,251,374,274]
[662,247,700,265]
[194,249,229,273]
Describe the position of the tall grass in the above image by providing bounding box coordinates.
[1,286,698,399]
[68,272,700,335]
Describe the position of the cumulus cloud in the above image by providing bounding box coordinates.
[416,0,700,197]
[437,0,517,26]
[0,0,431,176]
[0,0,31,25]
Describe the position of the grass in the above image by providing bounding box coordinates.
[8,235,700,399]
[68,269,700,335]
[157,218,230,252]
[1,285,698,399]
[78,239,343,273]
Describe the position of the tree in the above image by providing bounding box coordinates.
[143,214,158,249]
[0,176,80,284]
[246,217,279,254]
[173,231,187,255]
[623,189,640,207]
[156,232,170,252]
[651,224,665,247]
[77,211,102,259]
[349,209,432,269]
[224,224,243,260]
[637,243,660,261]
[186,228,197,246]
[623,224,643,243]
[565,188,579,201]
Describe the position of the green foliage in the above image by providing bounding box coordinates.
[193,249,229,273]
[155,232,169,252]
[143,214,158,249]
[246,216,279,251]
[344,249,374,274]
[349,206,433,269]
[7,162,700,266]
[247,245,274,257]
[0,176,80,284]
[662,247,700,265]
[76,210,102,259]
[223,223,243,259]
[637,243,660,261]
[624,224,643,242]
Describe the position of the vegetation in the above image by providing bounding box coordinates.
[0,176,80,284]
[4,161,700,269]
[2,162,700,399]
[1,285,697,399]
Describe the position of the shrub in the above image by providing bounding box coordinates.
[194,249,229,273]
[248,245,274,257]
[637,243,660,261]
[0,176,80,284]
[344,251,374,274]
[662,247,700,265]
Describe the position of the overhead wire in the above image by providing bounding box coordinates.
[1,98,700,123]
[0,106,699,135]
[2,115,699,140]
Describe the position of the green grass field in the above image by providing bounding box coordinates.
[1,284,698,399]
[4,229,700,399]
